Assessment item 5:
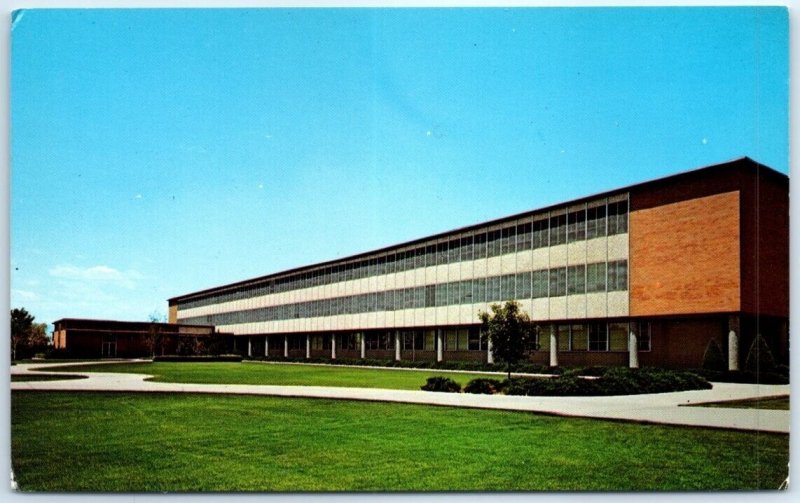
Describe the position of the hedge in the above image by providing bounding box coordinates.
[153,355,243,363]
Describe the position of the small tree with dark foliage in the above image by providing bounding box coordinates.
[479,301,538,379]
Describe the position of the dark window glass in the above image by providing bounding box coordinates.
[567,209,586,242]
[474,278,486,303]
[532,218,549,249]
[549,214,567,245]
[460,235,474,261]
[436,242,448,265]
[587,204,607,239]
[587,262,607,293]
[608,200,628,235]
[549,267,566,297]
[608,260,628,291]
[487,229,503,257]
[501,274,516,300]
[532,270,549,298]
[448,238,461,263]
[425,285,436,307]
[567,264,586,295]
[460,280,473,304]
[500,226,516,255]
[588,323,608,351]
[415,247,426,269]
[474,232,487,259]
[425,245,437,267]
[516,271,532,298]
[517,222,532,251]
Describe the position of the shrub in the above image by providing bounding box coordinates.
[744,335,777,374]
[463,378,505,394]
[701,339,727,371]
[420,377,461,393]
[505,368,711,396]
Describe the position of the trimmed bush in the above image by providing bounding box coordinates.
[420,377,461,393]
[505,368,712,396]
[463,378,505,394]
[744,335,777,374]
[701,339,727,372]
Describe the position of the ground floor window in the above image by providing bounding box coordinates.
[588,323,608,351]
[637,322,652,351]
[339,333,358,350]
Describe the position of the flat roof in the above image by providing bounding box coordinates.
[169,156,786,304]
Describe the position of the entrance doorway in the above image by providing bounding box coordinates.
[101,334,117,357]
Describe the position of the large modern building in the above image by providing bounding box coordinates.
[168,157,788,369]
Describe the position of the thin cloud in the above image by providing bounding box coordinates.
[49,265,143,289]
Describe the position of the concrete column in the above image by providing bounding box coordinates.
[728,316,740,371]
[628,327,639,369]
[395,331,401,361]
[264,336,269,357]
[549,325,559,367]
[436,329,443,362]
[247,337,252,358]
[360,332,366,359]
[487,337,494,364]
[331,334,337,360]
[306,334,310,359]
[283,335,288,358]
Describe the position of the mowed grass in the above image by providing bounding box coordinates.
[692,396,790,411]
[45,361,501,390]
[12,391,788,492]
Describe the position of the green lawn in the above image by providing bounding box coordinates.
[692,396,790,411]
[11,374,87,382]
[44,361,501,390]
[11,391,788,491]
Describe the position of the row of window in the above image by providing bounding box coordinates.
[263,320,650,354]
[179,261,628,327]
[178,200,629,310]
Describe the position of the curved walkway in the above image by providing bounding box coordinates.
[11,360,790,433]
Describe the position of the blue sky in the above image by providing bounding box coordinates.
[9,7,788,326]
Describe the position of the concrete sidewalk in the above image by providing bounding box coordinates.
[11,360,790,433]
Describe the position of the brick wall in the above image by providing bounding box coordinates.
[629,191,741,316]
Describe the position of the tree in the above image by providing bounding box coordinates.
[478,301,538,379]
[10,308,48,361]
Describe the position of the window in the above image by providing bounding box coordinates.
[608,200,628,235]
[609,322,628,351]
[460,236,474,261]
[487,276,502,301]
[424,330,436,351]
[567,208,586,242]
[532,218,549,249]
[549,214,567,245]
[448,238,461,263]
[500,226,516,255]
[517,222,532,251]
[434,283,447,307]
[587,263,607,293]
[459,280,473,304]
[608,260,628,291]
[447,282,458,305]
[425,285,435,307]
[487,229,502,257]
[532,270,549,298]
[516,271,532,299]
[415,247,426,269]
[501,274,516,300]
[588,323,608,351]
[468,328,482,351]
[414,286,425,309]
[567,264,586,295]
[425,244,437,267]
[445,329,470,351]
[549,267,566,297]
[436,242,448,265]
[473,232,487,259]
[474,278,486,303]
[570,324,588,351]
